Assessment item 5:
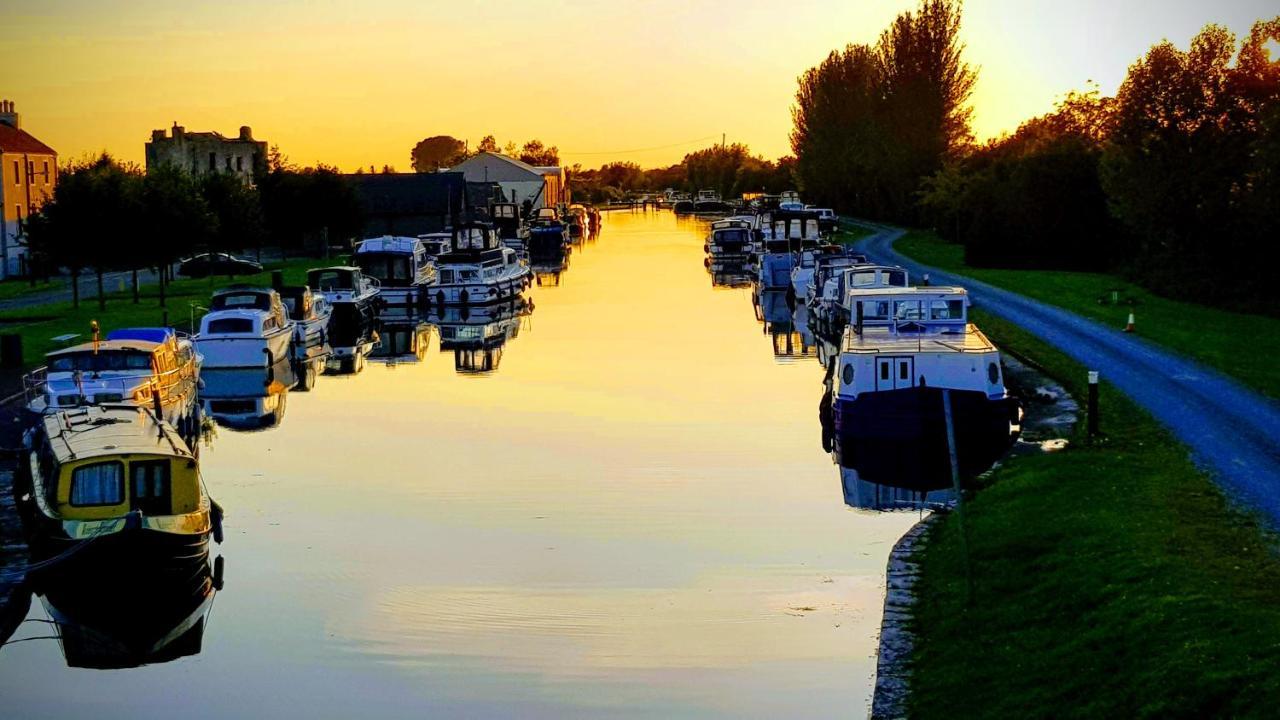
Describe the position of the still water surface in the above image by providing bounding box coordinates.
[1,211,920,718]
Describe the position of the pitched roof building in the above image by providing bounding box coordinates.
[0,100,58,278]
[449,152,568,209]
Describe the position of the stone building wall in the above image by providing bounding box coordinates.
[145,123,267,182]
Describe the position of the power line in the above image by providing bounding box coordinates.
[561,134,723,157]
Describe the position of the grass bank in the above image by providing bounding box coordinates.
[892,231,1280,398]
[908,308,1280,718]
[0,258,329,368]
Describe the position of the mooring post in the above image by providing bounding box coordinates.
[1088,371,1100,439]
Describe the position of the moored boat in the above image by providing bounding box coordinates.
[830,316,1022,489]
[194,286,294,369]
[278,285,332,358]
[353,236,438,315]
[13,404,222,564]
[427,221,531,306]
[24,326,202,437]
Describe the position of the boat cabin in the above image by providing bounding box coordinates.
[307,266,379,304]
[277,286,320,322]
[490,202,522,240]
[534,207,560,222]
[837,324,1005,400]
[210,286,286,319]
[24,405,206,535]
[31,329,197,412]
[416,232,452,258]
[845,286,968,331]
[353,236,434,289]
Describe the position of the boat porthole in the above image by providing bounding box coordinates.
[842,363,854,385]
[988,362,1000,384]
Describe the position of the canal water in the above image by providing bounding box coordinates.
[0,210,921,719]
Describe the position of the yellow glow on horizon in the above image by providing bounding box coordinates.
[2,1,1275,170]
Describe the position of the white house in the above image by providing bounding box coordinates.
[449,152,567,210]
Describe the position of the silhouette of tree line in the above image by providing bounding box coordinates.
[568,146,796,204]
[794,0,1280,311]
[23,146,360,310]
[410,134,560,172]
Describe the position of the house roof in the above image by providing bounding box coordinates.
[452,152,563,181]
[0,124,57,155]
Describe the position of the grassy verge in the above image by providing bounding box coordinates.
[0,277,67,302]
[893,230,1280,398]
[908,308,1280,718]
[0,258,329,367]
[832,222,872,245]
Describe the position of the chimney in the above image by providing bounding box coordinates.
[0,100,19,129]
[239,126,253,141]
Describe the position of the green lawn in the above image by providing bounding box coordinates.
[0,258,330,367]
[832,222,872,245]
[0,276,67,302]
[891,231,1280,398]
[909,309,1280,718]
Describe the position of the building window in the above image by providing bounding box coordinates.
[225,156,232,171]
[42,160,49,179]
[11,161,17,185]
[236,156,243,171]
[208,152,216,171]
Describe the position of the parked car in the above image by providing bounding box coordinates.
[178,252,264,278]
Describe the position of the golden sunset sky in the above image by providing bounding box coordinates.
[2,0,1275,171]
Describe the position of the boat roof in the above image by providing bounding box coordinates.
[357,236,422,254]
[841,324,995,354]
[847,285,966,299]
[41,405,192,464]
[309,265,362,275]
[212,285,277,297]
[47,339,160,358]
[104,327,175,344]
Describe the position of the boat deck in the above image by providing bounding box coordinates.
[841,324,996,354]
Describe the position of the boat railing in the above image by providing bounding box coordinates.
[23,361,198,409]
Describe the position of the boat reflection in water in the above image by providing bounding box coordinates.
[531,251,570,287]
[200,354,295,430]
[325,302,380,376]
[32,548,223,669]
[820,385,955,511]
[369,321,432,365]
[754,289,815,361]
[428,299,531,374]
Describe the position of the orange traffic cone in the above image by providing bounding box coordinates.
[1123,312,1135,333]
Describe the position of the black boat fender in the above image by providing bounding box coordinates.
[211,500,225,545]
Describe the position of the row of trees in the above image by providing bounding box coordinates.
[918,19,1280,310]
[409,135,560,172]
[24,149,360,309]
[793,0,1279,311]
[791,0,974,222]
[568,146,796,204]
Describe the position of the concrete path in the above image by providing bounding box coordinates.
[856,224,1280,523]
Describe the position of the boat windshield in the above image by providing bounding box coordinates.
[714,229,749,244]
[311,271,354,291]
[893,299,965,322]
[356,254,413,283]
[212,292,270,311]
[49,351,152,373]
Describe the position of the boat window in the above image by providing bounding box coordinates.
[850,272,876,287]
[440,269,455,283]
[130,460,172,515]
[357,255,412,283]
[461,270,479,281]
[506,255,515,265]
[311,271,352,291]
[207,318,255,334]
[888,271,907,286]
[930,300,965,320]
[880,363,890,381]
[213,293,269,311]
[716,229,749,244]
[70,461,125,506]
[49,351,153,373]
[894,300,925,321]
[861,301,890,319]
